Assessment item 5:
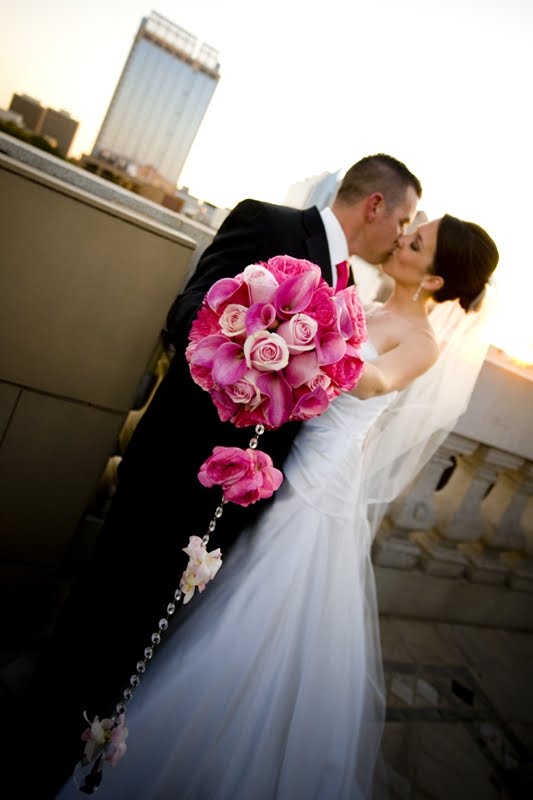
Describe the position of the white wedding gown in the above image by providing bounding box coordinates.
[57,341,397,800]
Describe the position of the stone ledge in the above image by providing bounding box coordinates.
[375,565,533,631]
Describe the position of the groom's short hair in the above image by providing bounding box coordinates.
[335,154,422,209]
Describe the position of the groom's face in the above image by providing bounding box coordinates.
[369,186,418,264]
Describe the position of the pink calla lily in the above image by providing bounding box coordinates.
[211,342,247,386]
[315,331,347,366]
[334,295,355,340]
[245,302,277,335]
[292,386,330,420]
[256,372,294,428]
[274,271,317,319]
[188,334,228,368]
[284,351,319,388]
[207,277,249,312]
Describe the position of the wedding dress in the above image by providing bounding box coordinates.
[57,339,398,800]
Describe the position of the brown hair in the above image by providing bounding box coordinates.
[432,214,499,311]
[335,153,422,209]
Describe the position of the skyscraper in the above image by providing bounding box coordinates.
[92,11,220,188]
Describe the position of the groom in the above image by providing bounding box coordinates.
[9,154,421,797]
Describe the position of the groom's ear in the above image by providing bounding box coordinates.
[365,192,384,222]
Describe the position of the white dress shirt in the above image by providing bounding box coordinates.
[319,207,350,287]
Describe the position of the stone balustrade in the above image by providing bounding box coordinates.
[374,434,532,578]
[373,432,533,628]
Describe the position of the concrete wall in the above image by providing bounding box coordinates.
[454,349,533,460]
[0,152,196,641]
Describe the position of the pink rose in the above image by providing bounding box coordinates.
[323,350,364,392]
[277,313,318,353]
[265,255,322,284]
[225,371,262,407]
[243,264,279,304]
[219,303,248,337]
[307,287,337,329]
[198,446,253,489]
[244,330,289,371]
[224,449,283,506]
[197,446,283,507]
[188,363,214,391]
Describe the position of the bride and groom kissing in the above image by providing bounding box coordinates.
[9,153,499,799]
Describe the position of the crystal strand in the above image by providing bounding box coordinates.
[248,423,265,450]
[107,455,256,723]
[107,489,229,720]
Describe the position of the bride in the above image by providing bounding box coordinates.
[58,214,498,799]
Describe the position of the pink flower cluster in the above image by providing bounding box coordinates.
[198,445,283,507]
[186,255,367,431]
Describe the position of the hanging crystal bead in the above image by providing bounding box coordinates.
[159,618,169,631]
[136,660,146,674]
[123,688,132,700]
[130,674,140,687]
[174,589,182,602]
[151,632,161,645]
[144,646,153,660]
[167,602,176,615]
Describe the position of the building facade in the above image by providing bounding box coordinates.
[8,93,78,156]
[285,170,341,210]
[92,11,220,189]
[9,94,45,131]
[38,107,79,157]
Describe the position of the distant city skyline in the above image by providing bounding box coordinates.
[1,0,532,362]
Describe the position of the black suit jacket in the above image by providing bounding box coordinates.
[117,199,334,551]
[9,200,335,798]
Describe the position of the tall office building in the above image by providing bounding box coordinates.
[92,11,220,188]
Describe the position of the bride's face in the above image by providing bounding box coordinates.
[381,219,441,286]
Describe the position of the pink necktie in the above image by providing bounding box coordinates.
[335,260,349,292]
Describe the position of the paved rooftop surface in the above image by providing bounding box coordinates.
[1,616,532,799]
[379,617,533,799]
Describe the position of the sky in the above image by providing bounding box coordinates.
[1,0,533,362]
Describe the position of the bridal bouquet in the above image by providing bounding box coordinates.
[183,252,365,508]
[77,255,366,792]
[187,255,366,434]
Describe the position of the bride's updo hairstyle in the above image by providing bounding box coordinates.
[431,214,499,311]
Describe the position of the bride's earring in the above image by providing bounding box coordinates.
[412,283,423,302]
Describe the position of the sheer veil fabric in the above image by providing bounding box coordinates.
[363,291,496,534]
